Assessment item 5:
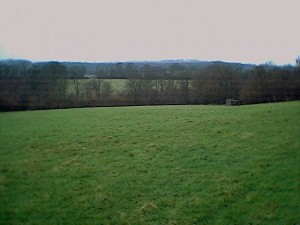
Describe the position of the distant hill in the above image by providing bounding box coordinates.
[60,59,256,75]
[0,58,259,79]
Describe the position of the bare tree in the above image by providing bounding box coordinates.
[296,56,300,67]
[92,78,101,100]
[56,78,68,107]
[73,79,81,98]
[140,79,155,105]
[126,79,141,103]
[102,81,112,98]
[83,80,93,99]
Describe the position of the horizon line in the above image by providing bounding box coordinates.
[2,57,294,66]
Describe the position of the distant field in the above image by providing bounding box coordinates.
[0,102,299,224]
[67,79,126,96]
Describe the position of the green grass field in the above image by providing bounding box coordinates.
[0,102,299,225]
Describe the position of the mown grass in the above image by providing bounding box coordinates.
[0,102,299,225]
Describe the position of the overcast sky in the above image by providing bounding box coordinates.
[0,0,299,64]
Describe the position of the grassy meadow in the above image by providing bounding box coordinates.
[0,102,299,224]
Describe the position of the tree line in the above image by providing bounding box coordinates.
[0,59,299,111]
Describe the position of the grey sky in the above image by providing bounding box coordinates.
[0,0,299,64]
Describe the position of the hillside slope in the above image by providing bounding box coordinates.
[0,102,299,224]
